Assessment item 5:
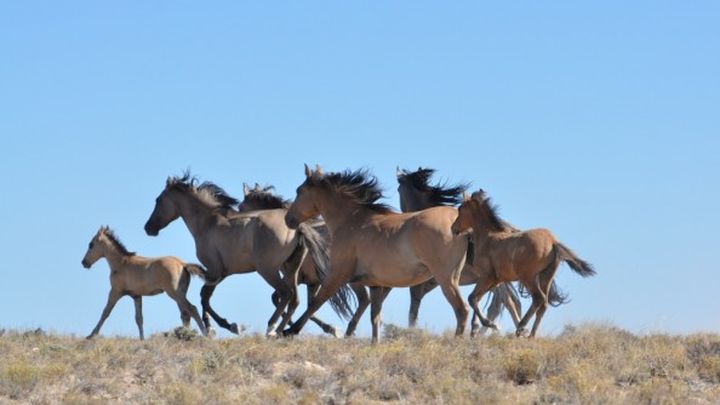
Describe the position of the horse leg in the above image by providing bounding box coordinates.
[256,266,295,337]
[467,274,499,337]
[345,282,369,337]
[284,257,356,336]
[304,284,341,337]
[408,279,438,328]
[515,279,546,338]
[438,281,469,337]
[274,249,305,334]
[87,289,123,339]
[200,281,239,334]
[503,283,523,329]
[369,287,392,344]
[169,290,208,336]
[177,302,191,328]
[529,265,559,338]
[133,297,144,340]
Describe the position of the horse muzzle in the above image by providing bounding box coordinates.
[284,214,299,229]
[81,259,90,269]
[144,221,159,236]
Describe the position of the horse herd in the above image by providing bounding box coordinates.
[81,165,595,343]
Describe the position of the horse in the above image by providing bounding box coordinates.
[238,183,365,337]
[451,190,595,337]
[396,167,522,335]
[283,165,471,343]
[144,172,349,336]
[81,226,207,340]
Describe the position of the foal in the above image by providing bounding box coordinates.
[451,191,595,337]
[81,226,207,339]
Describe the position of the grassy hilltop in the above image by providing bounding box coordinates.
[0,324,719,404]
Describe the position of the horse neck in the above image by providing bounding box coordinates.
[174,192,217,238]
[470,214,498,247]
[315,192,365,236]
[401,188,432,213]
[100,243,128,270]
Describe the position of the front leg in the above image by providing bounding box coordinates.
[87,290,123,339]
[370,287,392,344]
[133,297,144,340]
[284,256,356,336]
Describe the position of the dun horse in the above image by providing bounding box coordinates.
[144,173,352,336]
[451,190,595,337]
[396,167,522,334]
[283,165,471,343]
[238,183,363,337]
[81,226,207,340]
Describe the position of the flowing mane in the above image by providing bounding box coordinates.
[167,172,239,210]
[472,191,506,232]
[103,228,136,256]
[399,167,468,206]
[242,185,290,210]
[313,169,392,212]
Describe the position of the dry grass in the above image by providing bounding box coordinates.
[0,324,718,404]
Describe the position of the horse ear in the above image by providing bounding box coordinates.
[315,164,323,177]
[165,177,172,187]
[462,192,470,202]
[243,183,250,196]
[396,166,402,178]
[254,183,261,191]
[304,164,312,178]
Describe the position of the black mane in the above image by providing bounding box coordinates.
[399,167,468,206]
[198,181,240,209]
[104,228,136,256]
[314,169,392,212]
[474,193,505,232]
[242,186,290,210]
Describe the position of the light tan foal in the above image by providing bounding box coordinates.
[81,226,207,340]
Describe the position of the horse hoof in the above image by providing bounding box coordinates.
[282,328,298,337]
[266,330,278,338]
[515,327,528,338]
[230,323,240,335]
[332,327,343,339]
[85,335,94,340]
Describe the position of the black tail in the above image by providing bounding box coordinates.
[556,242,596,277]
[184,263,207,281]
[485,282,522,321]
[519,280,569,307]
[297,223,356,321]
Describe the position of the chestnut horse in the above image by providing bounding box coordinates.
[452,190,595,337]
[396,167,522,334]
[283,165,471,343]
[238,183,365,337]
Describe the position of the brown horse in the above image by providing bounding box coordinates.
[238,183,364,337]
[396,167,522,334]
[81,226,207,340]
[144,173,345,336]
[451,190,595,337]
[283,165,471,343]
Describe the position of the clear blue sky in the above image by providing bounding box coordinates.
[1,1,718,338]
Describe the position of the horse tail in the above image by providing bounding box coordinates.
[547,280,570,307]
[555,242,596,277]
[485,282,522,321]
[184,263,208,281]
[297,223,356,321]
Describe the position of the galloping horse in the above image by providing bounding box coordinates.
[452,190,595,337]
[82,226,207,340]
[144,173,348,336]
[396,167,522,334]
[238,183,363,337]
[283,165,471,343]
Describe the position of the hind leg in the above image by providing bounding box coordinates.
[169,290,208,336]
[515,278,547,338]
[529,266,559,337]
[369,287,392,344]
[408,279,438,328]
[345,282,369,337]
[177,302,191,328]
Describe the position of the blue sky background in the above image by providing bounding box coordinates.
[1,1,718,338]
